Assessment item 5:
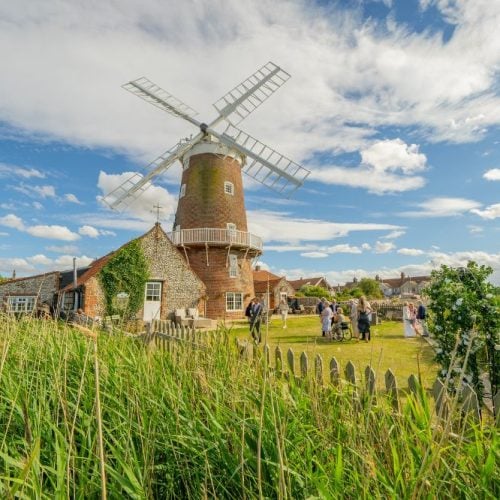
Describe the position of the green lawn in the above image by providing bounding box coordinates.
[228,314,439,390]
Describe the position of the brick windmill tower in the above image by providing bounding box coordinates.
[104,62,309,319]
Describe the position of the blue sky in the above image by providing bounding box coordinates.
[0,0,499,285]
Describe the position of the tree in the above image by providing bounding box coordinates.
[299,285,332,300]
[424,261,500,403]
[358,278,383,299]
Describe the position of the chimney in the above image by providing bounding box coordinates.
[400,272,405,280]
[12,270,16,279]
[255,265,261,271]
[375,274,380,281]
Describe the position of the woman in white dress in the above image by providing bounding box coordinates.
[320,299,333,338]
[278,298,289,329]
[403,302,416,337]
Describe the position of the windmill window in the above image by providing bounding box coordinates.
[229,254,238,278]
[226,292,243,311]
[180,184,186,198]
[224,181,234,195]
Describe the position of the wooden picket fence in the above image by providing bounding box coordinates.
[144,320,499,427]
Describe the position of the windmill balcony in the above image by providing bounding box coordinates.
[167,228,263,253]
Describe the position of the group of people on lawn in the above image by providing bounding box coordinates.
[246,295,429,344]
[317,296,372,341]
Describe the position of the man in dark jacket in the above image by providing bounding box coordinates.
[249,297,263,343]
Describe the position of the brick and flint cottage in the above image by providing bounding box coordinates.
[0,223,206,321]
[252,267,295,311]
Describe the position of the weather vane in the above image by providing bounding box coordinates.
[152,203,163,223]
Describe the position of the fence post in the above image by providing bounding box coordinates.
[408,374,419,396]
[300,352,308,379]
[287,348,295,378]
[385,369,400,412]
[275,346,283,378]
[432,378,450,420]
[315,354,323,386]
[460,383,480,423]
[365,366,376,397]
[330,357,340,385]
[345,361,357,386]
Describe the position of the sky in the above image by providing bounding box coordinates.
[0,0,499,286]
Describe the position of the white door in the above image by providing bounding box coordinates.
[144,282,162,321]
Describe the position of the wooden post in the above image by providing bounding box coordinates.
[385,369,400,412]
[460,383,480,423]
[345,361,357,386]
[432,378,449,420]
[315,354,323,386]
[365,366,376,397]
[300,352,308,379]
[330,357,340,385]
[287,348,295,378]
[263,344,270,368]
[275,346,283,378]
[408,374,419,397]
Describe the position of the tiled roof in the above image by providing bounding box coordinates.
[253,278,282,293]
[288,277,325,290]
[253,269,281,282]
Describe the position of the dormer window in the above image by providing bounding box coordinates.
[180,184,186,198]
[224,181,234,195]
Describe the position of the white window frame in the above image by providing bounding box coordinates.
[226,292,243,311]
[7,296,36,313]
[224,181,234,195]
[180,184,186,198]
[145,282,162,302]
[229,254,238,278]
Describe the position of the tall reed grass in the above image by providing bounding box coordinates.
[0,315,497,498]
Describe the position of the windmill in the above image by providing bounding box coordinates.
[104,62,310,319]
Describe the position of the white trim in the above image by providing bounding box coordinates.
[226,292,243,311]
[180,183,186,198]
[224,181,234,195]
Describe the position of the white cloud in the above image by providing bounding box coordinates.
[382,230,406,239]
[0,253,94,277]
[32,201,43,210]
[64,193,82,204]
[249,210,402,244]
[397,248,425,256]
[470,203,500,220]
[400,197,482,217]
[301,252,329,258]
[361,139,427,174]
[0,231,9,236]
[268,242,364,254]
[26,225,80,241]
[46,244,79,254]
[468,225,483,234]
[13,183,56,199]
[0,213,25,230]
[79,225,100,238]
[0,257,35,275]
[28,254,53,266]
[374,241,395,253]
[483,168,500,181]
[0,163,45,179]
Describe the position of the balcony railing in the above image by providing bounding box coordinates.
[167,228,263,252]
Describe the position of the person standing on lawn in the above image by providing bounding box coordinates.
[357,295,372,342]
[278,298,289,329]
[416,300,429,337]
[403,302,416,337]
[249,297,263,343]
[320,298,333,338]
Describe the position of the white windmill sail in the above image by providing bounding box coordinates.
[123,77,200,126]
[212,62,290,126]
[214,124,310,196]
[102,137,200,211]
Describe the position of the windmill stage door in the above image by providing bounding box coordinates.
[144,282,162,321]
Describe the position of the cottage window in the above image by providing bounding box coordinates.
[229,254,238,278]
[145,282,161,301]
[7,296,36,313]
[224,181,234,195]
[226,292,243,311]
[180,184,186,198]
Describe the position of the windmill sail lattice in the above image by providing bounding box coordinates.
[213,61,290,125]
[103,61,309,210]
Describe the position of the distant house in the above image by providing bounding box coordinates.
[252,267,295,311]
[340,273,430,298]
[288,276,333,294]
[0,224,206,321]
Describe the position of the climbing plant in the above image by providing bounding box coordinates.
[424,261,499,403]
[99,240,150,318]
